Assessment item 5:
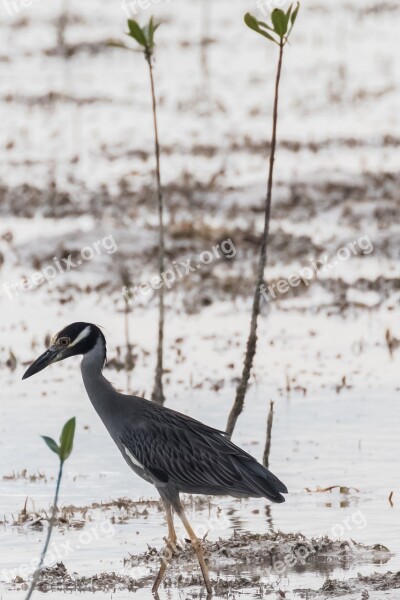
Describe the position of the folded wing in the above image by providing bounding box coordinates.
[120,405,287,503]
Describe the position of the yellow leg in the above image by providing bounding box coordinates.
[177,507,212,594]
[152,501,178,594]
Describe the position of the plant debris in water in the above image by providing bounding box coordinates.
[122,531,391,583]
[10,495,214,530]
[9,533,396,595]
[297,569,400,597]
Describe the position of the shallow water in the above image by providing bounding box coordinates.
[1,307,400,598]
[1,0,399,597]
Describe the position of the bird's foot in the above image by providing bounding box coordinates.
[152,537,179,594]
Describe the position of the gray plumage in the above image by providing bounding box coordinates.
[79,331,287,508]
[23,322,288,593]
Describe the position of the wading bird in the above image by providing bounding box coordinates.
[23,322,287,594]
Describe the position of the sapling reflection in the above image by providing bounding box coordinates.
[125,18,166,405]
[226,4,300,437]
[25,417,76,600]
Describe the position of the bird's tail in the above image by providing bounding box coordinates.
[236,456,288,503]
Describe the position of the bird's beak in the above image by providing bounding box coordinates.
[22,345,62,380]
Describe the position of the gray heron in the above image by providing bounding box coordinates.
[23,322,287,593]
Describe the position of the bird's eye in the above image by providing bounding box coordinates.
[58,337,70,347]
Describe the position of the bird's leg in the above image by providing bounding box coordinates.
[152,501,178,593]
[176,506,212,595]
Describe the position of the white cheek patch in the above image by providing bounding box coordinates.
[124,446,144,470]
[69,326,92,348]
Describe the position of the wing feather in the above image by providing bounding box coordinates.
[119,402,287,502]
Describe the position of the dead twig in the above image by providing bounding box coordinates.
[263,400,275,468]
[305,485,360,494]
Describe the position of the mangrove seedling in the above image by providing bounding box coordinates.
[226,4,300,437]
[25,417,76,600]
[126,17,166,405]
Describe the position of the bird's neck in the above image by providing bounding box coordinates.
[81,337,106,377]
[80,338,115,422]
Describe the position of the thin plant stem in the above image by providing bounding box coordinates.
[263,400,275,468]
[25,461,64,600]
[120,268,134,391]
[124,295,132,392]
[200,0,210,81]
[57,0,68,54]
[146,53,166,406]
[124,299,131,350]
[226,41,284,437]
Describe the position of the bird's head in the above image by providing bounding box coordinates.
[22,322,106,380]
